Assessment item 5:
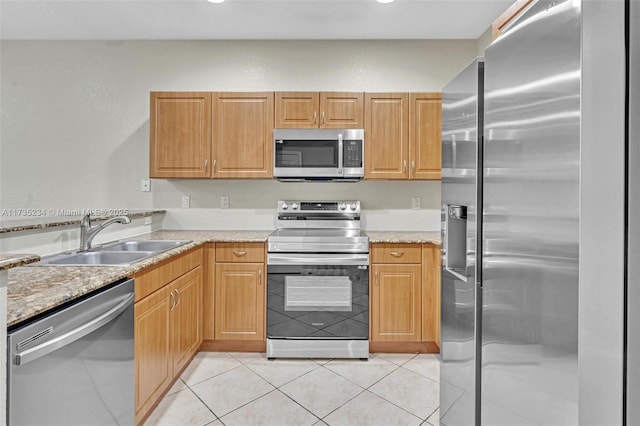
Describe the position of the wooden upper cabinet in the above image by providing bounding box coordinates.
[365,93,409,179]
[492,0,535,39]
[212,92,274,179]
[275,92,319,128]
[409,93,442,180]
[149,92,212,178]
[275,91,364,129]
[320,92,364,128]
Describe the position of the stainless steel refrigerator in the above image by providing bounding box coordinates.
[441,0,638,424]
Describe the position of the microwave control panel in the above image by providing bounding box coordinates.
[343,140,363,167]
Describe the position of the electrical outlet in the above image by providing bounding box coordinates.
[141,179,151,192]
[412,197,421,210]
[181,196,190,208]
[220,195,229,209]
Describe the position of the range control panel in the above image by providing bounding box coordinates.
[277,200,361,214]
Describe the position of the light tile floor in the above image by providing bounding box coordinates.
[145,352,440,426]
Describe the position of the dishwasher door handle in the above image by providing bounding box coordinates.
[14,292,134,366]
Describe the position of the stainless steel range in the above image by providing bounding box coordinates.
[266,200,369,359]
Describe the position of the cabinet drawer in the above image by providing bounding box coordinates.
[371,243,422,264]
[134,248,203,302]
[216,243,265,263]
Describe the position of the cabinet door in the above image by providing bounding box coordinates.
[422,244,441,345]
[371,264,422,342]
[410,93,442,180]
[275,92,319,128]
[320,92,364,129]
[149,92,212,178]
[135,287,171,422]
[212,92,274,178]
[203,243,216,341]
[364,93,409,179]
[170,266,203,374]
[215,263,265,341]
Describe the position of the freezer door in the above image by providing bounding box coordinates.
[440,58,482,426]
[482,0,580,424]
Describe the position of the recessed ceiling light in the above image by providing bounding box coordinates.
[376,0,395,3]
[207,0,225,3]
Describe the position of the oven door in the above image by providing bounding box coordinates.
[266,254,369,340]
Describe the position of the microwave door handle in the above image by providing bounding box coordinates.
[338,134,343,175]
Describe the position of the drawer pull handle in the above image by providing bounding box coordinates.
[233,250,247,257]
[403,160,407,173]
[375,271,379,286]
[175,289,181,309]
[390,252,404,257]
[169,290,176,311]
[258,270,262,286]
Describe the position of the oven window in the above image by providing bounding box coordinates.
[267,264,369,340]
[285,276,352,311]
[275,140,338,168]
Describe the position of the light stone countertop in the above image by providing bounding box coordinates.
[0,254,41,271]
[7,230,272,327]
[366,231,441,245]
[6,229,440,328]
[0,209,166,234]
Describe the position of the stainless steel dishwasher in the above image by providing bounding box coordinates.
[7,278,135,425]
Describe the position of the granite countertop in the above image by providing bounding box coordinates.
[0,209,165,234]
[6,228,440,328]
[0,254,41,271]
[366,231,441,245]
[7,229,273,327]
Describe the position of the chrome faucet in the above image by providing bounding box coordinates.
[79,214,131,251]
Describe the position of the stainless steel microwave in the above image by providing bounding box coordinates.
[273,129,364,181]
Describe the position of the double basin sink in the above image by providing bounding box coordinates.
[37,240,191,266]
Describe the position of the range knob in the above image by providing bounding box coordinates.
[338,203,347,211]
[281,202,288,210]
[350,202,358,211]
[291,202,299,210]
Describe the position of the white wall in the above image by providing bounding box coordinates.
[1,40,477,234]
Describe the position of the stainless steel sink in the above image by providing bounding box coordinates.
[96,240,190,253]
[38,251,156,266]
[34,239,192,266]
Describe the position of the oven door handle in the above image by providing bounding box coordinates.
[267,253,369,266]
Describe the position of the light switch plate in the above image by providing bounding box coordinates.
[141,179,151,192]
[181,196,190,208]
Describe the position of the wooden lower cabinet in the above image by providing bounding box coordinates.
[371,264,422,342]
[170,267,203,374]
[134,249,203,425]
[134,287,172,424]
[369,243,440,353]
[214,263,265,341]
